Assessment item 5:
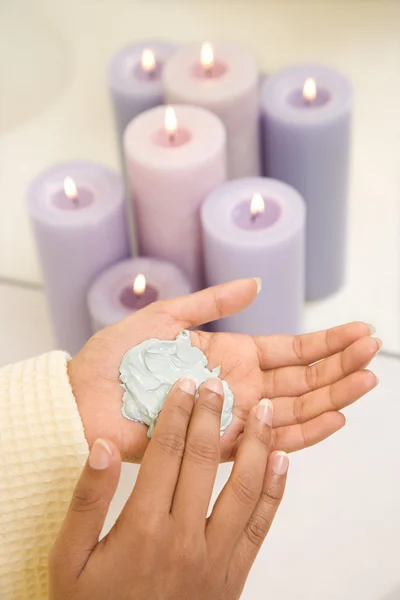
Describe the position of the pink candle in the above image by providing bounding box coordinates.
[87,257,191,331]
[163,42,260,179]
[27,161,129,354]
[201,177,306,335]
[124,104,226,290]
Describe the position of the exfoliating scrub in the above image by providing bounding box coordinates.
[119,330,234,437]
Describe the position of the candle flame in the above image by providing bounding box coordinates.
[250,193,265,217]
[303,77,317,103]
[201,42,214,73]
[133,273,146,296]
[63,176,77,201]
[165,106,178,138]
[141,48,156,74]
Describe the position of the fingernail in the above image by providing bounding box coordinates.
[89,438,112,470]
[256,398,273,426]
[373,337,383,352]
[366,323,376,335]
[178,377,197,395]
[204,378,224,396]
[253,277,262,295]
[271,451,289,475]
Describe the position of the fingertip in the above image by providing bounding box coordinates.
[270,451,289,476]
[89,438,121,470]
[362,369,379,389]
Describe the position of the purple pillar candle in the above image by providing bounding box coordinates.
[107,40,178,160]
[201,177,306,335]
[27,161,129,355]
[124,104,226,290]
[87,257,191,332]
[261,65,352,300]
[163,42,260,179]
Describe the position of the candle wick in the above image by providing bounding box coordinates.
[147,68,156,80]
[251,212,259,223]
[205,66,213,78]
[72,195,79,207]
[168,132,176,145]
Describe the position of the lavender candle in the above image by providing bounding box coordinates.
[87,257,191,332]
[124,104,226,290]
[27,161,129,355]
[163,42,260,179]
[201,178,306,335]
[108,41,178,160]
[261,65,352,300]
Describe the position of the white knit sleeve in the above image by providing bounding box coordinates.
[0,351,89,599]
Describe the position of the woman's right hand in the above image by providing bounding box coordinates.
[49,377,289,600]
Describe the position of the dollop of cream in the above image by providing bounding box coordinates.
[119,330,234,437]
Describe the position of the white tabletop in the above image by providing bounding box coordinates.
[1,281,399,600]
[0,0,399,351]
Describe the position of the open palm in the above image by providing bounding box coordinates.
[69,279,379,462]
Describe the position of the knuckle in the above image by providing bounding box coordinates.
[244,514,269,547]
[260,484,283,507]
[305,363,319,390]
[293,395,305,424]
[185,434,219,466]
[231,471,259,506]
[251,427,271,448]
[71,486,104,513]
[292,335,304,362]
[198,394,223,417]
[155,429,186,458]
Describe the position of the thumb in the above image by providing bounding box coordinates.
[52,438,121,577]
[156,277,261,329]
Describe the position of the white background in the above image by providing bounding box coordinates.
[1,2,400,599]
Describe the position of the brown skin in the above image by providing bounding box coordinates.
[50,379,288,600]
[68,278,379,463]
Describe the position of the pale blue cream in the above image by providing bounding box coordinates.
[119,330,234,437]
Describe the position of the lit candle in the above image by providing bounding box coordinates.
[163,42,260,179]
[87,257,191,332]
[201,177,306,335]
[261,65,352,300]
[27,161,130,354]
[124,104,226,290]
[108,40,178,153]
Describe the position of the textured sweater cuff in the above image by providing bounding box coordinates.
[0,351,89,599]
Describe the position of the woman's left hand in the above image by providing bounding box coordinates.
[69,278,379,462]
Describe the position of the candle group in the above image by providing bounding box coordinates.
[27,39,353,351]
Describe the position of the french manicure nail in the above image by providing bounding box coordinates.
[178,378,197,395]
[253,277,262,295]
[374,337,383,352]
[271,451,289,476]
[204,378,224,396]
[366,323,376,335]
[256,398,273,426]
[89,438,112,470]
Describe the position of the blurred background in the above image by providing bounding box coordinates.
[1,2,399,599]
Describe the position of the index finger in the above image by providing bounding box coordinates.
[254,321,373,369]
[120,378,196,523]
